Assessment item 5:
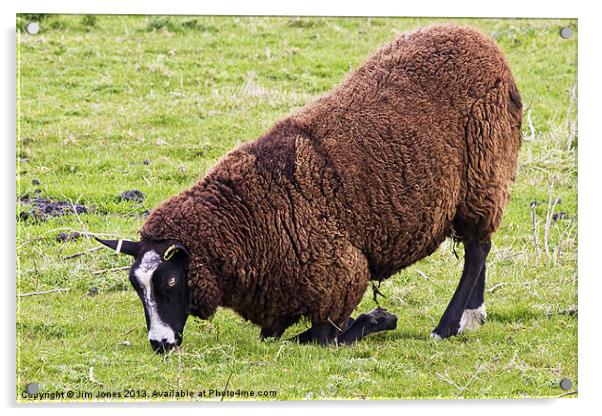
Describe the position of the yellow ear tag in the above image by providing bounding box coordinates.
[163,245,178,261]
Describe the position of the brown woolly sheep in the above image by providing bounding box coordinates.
[97,24,522,353]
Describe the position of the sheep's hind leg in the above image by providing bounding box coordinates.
[431,237,491,339]
[336,308,398,344]
[458,263,487,333]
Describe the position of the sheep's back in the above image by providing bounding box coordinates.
[291,24,522,279]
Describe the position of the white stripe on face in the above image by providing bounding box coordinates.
[134,250,176,344]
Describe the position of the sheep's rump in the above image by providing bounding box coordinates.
[141,24,522,328]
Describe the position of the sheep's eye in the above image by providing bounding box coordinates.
[167,277,177,287]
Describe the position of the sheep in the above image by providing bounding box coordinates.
[96,24,522,353]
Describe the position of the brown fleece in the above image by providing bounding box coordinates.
[140,24,522,332]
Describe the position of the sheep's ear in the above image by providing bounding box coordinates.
[163,242,190,261]
[94,237,140,257]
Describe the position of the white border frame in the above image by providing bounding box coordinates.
[3,1,599,415]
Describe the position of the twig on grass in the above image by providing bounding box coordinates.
[435,371,461,390]
[543,176,558,260]
[455,365,484,397]
[17,288,71,297]
[274,342,288,361]
[530,203,542,258]
[488,282,506,294]
[63,246,103,260]
[416,269,432,281]
[496,251,524,261]
[565,85,577,150]
[17,229,118,249]
[91,265,130,275]
[31,249,40,276]
[88,365,105,387]
[525,109,536,141]
[436,365,485,397]
[121,327,136,336]
[545,306,578,318]
[17,236,46,250]
[69,197,88,234]
[556,218,576,263]
[221,371,234,401]
[327,317,343,332]
[558,390,578,398]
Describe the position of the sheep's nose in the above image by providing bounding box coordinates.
[150,338,175,354]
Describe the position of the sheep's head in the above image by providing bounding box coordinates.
[95,237,191,354]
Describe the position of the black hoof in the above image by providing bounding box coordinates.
[337,308,398,344]
[364,308,398,332]
[431,323,459,340]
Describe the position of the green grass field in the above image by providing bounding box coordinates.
[16,15,577,401]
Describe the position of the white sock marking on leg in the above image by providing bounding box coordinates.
[458,303,486,333]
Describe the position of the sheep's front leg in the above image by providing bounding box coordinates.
[431,237,491,339]
[260,327,285,340]
[289,316,359,344]
[291,322,341,345]
[260,316,301,340]
[291,310,397,345]
[336,308,398,344]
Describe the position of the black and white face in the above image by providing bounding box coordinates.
[130,245,190,353]
[96,238,191,354]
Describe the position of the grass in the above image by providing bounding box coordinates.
[16,15,577,401]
